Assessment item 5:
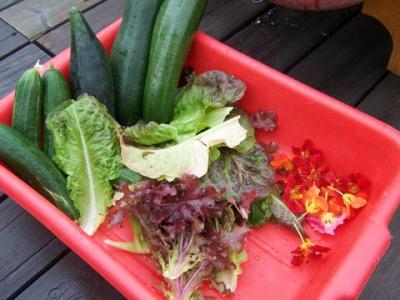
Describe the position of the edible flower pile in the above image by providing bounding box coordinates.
[271,140,369,265]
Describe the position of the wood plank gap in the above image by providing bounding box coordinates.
[32,41,55,58]
[0,40,29,61]
[30,0,108,42]
[353,70,390,107]
[282,6,360,73]
[6,246,70,300]
[220,4,273,42]
[0,0,106,40]
[0,232,59,283]
[0,0,23,12]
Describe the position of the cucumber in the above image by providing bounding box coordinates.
[117,168,143,184]
[43,65,71,158]
[12,68,42,147]
[0,124,79,220]
[69,7,115,116]
[143,0,208,123]
[110,0,162,126]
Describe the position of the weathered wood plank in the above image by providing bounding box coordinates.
[226,5,358,72]
[0,199,57,283]
[0,0,103,40]
[288,14,392,105]
[200,0,269,40]
[0,19,27,59]
[360,209,400,300]
[16,252,124,300]
[0,238,66,299]
[37,0,125,55]
[357,73,400,130]
[0,43,50,98]
[37,0,269,55]
[0,0,22,11]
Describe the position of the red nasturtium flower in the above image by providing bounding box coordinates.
[270,140,370,264]
[291,238,331,266]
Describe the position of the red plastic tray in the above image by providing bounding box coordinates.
[1,20,400,300]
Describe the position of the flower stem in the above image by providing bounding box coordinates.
[293,222,305,244]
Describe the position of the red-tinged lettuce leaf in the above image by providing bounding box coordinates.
[191,71,246,107]
[230,108,256,154]
[115,175,250,300]
[202,144,275,215]
[251,109,277,132]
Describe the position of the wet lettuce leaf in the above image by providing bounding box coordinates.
[104,215,150,254]
[47,95,122,235]
[202,144,275,207]
[247,195,273,227]
[212,250,247,294]
[124,71,246,146]
[120,116,247,181]
[231,108,256,154]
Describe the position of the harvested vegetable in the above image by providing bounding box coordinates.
[69,8,115,116]
[47,95,122,235]
[113,175,249,299]
[12,67,42,147]
[125,71,246,146]
[143,0,208,123]
[111,0,162,125]
[0,124,79,220]
[43,64,71,158]
[120,116,247,181]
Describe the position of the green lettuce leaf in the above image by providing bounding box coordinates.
[212,250,247,293]
[247,195,273,227]
[124,71,246,146]
[231,108,256,154]
[120,116,247,181]
[47,95,122,235]
[104,215,150,254]
[124,121,178,146]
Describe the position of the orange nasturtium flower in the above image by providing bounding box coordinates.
[270,153,294,171]
[304,185,328,215]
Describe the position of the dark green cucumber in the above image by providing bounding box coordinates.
[43,65,71,158]
[0,124,79,220]
[143,0,208,123]
[12,68,42,147]
[69,7,115,116]
[110,0,162,126]
[118,168,143,184]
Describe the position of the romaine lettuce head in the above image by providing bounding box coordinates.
[47,95,122,235]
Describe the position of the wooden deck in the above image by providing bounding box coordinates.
[0,0,399,299]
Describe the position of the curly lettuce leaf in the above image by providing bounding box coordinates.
[247,195,273,227]
[202,144,275,203]
[104,215,150,254]
[124,121,178,146]
[124,71,246,146]
[192,70,246,106]
[212,250,247,294]
[47,95,122,235]
[231,108,256,154]
[120,116,247,181]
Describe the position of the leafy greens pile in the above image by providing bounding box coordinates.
[102,71,301,299]
[47,70,293,299]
